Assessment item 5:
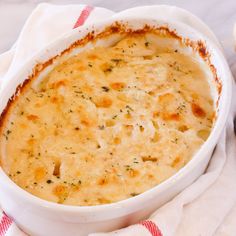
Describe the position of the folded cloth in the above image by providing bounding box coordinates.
[0,3,235,236]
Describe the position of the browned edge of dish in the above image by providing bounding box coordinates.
[0,21,222,167]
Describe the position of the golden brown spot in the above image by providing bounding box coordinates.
[81,84,93,93]
[151,132,159,143]
[34,103,41,108]
[87,54,98,60]
[143,55,153,60]
[53,185,69,203]
[158,93,175,104]
[113,137,121,144]
[152,120,159,129]
[124,125,133,136]
[191,93,199,100]
[27,138,35,145]
[197,129,210,140]
[117,93,129,102]
[162,113,180,121]
[97,198,111,204]
[148,174,154,179]
[140,115,145,120]
[171,156,181,168]
[191,103,206,118]
[77,65,86,71]
[125,113,132,119]
[148,90,155,96]
[178,125,189,132]
[27,114,39,121]
[71,184,80,191]
[19,123,27,128]
[34,167,46,181]
[153,111,160,118]
[81,119,91,127]
[52,80,66,89]
[110,82,126,90]
[105,120,115,127]
[128,169,139,178]
[94,97,112,108]
[50,97,58,103]
[98,178,108,185]
[210,111,216,122]
[197,41,208,58]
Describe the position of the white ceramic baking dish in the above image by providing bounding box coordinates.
[0,11,232,236]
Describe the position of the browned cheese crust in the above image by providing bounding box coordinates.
[0,26,216,206]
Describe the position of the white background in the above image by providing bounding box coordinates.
[0,0,236,68]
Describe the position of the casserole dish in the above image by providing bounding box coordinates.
[0,11,232,236]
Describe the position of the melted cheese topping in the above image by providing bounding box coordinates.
[0,33,214,206]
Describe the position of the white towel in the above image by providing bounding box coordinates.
[0,4,235,236]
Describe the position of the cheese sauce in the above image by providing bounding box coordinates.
[0,33,215,205]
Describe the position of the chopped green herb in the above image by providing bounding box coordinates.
[6,130,11,135]
[171,138,179,144]
[111,59,122,64]
[125,105,134,111]
[98,125,105,130]
[101,86,110,92]
[124,165,132,171]
[104,66,113,73]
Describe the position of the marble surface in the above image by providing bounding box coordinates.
[0,0,236,69]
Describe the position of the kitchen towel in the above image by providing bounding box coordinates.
[0,4,235,236]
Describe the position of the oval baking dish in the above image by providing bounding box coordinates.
[0,15,232,236]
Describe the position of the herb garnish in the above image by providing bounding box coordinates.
[104,66,113,73]
[98,125,105,130]
[101,86,110,92]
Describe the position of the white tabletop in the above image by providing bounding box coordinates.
[0,0,236,67]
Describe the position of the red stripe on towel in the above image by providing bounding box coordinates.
[140,220,163,236]
[73,5,94,28]
[0,212,13,236]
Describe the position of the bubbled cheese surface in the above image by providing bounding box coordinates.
[0,33,215,205]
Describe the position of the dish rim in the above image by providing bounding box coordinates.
[0,15,232,215]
